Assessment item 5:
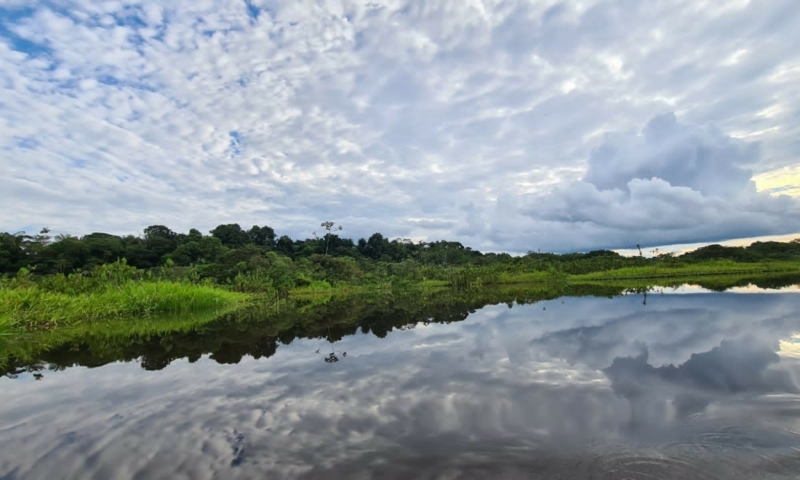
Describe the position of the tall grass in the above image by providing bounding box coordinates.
[0,315,11,338]
[570,260,800,281]
[1,281,247,328]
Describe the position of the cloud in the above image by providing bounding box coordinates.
[1,1,799,250]
[4,291,800,478]
[584,113,758,198]
[480,114,800,252]
[405,218,455,230]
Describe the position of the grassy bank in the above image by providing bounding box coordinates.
[4,272,800,376]
[569,271,800,292]
[0,281,247,329]
[569,260,800,282]
[2,258,798,333]
[263,260,800,296]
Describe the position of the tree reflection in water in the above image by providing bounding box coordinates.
[318,326,347,364]
[2,275,799,378]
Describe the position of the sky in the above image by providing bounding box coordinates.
[614,231,800,257]
[1,0,799,253]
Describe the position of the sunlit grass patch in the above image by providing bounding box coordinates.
[569,260,800,281]
[0,281,247,328]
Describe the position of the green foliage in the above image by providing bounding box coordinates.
[170,236,225,266]
[1,280,246,328]
[0,260,246,329]
[2,223,800,318]
[10,273,800,377]
[232,270,277,295]
[0,316,11,340]
[307,254,362,284]
[572,260,800,281]
[210,223,251,248]
[248,225,276,248]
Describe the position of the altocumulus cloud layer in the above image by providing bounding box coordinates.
[1,0,800,252]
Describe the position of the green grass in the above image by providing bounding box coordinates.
[568,260,800,282]
[0,307,235,365]
[287,261,800,294]
[1,281,248,328]
[570,271,800,292]
[419,279,450,288]
[290,280,403,299]
[3,258,798,335]
[496,271,561,284]
[0,316,11,338]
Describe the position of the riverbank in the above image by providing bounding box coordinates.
[2,260,798,333]
[568,260,800,281]
[5,273,800,377]
[0,281,248,329]
[283,261,800,303]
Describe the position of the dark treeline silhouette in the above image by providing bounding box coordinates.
[2,224,799,290]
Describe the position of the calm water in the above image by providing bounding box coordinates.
[3,286,800,479]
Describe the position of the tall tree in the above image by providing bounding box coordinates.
[0,232,28,274]
[314,221,343,255]
[275,235,295,257]
[143,225,178,262]
[81,233,124,266]
[248,225,276,249]
[210,224,250,249]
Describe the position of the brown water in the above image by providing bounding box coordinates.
[2,286,800,479]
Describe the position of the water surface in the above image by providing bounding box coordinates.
[3,286,800,479]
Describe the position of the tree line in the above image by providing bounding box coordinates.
[1,223,799,288]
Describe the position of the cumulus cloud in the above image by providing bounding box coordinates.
[584,113,758,198]
[1,1,799,250]
[482,114,800,252]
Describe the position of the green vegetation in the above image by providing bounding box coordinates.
[0,261,246,329]
[0,283,631,376]
[4,274,800,379]
[1,222,799,330]
[571,260,800,281]
[572,272,800,293]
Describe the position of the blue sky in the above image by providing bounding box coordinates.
[1,0,799,252]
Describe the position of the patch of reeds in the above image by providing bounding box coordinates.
[1,281,247,328]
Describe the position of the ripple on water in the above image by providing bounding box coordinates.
[588,419,800,480]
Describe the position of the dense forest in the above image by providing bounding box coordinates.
[2,223,799,291]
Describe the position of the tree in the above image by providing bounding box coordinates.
[248,225,276,249]
[364,233,388,260]
[124,239,159,269]
[41,237,90,274]
[81,233,124,266]
[275,235,295,257]
[0,232,28,274]
[171,236,225,265]
[142,225,177,263]
[313,221,343,256]
[21,227,51,262]
[176,228,203,246]
[143,225,176,242]
[210,224,250,249]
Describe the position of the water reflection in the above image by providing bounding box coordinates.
[2,283,800,479]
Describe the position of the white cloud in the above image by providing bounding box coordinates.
[3,293,800,477]
[1,0,799,249]
[508,114,800,251]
